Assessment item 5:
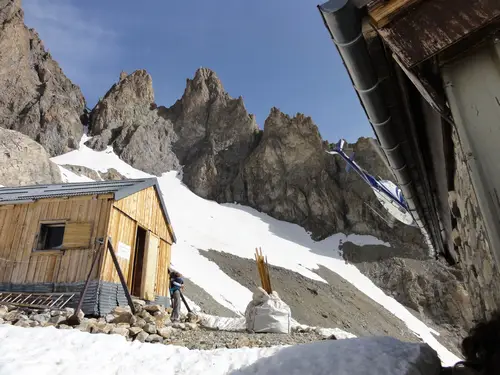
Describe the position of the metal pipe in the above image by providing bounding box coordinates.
[317,0,436,256]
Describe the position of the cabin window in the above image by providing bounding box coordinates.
[37,223,66,250]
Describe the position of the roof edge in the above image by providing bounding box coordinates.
[114,177,177,244]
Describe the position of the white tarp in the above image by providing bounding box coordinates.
[245,287,291,334]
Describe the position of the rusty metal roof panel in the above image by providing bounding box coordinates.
[376,0,500,68]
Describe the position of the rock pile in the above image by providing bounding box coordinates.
[0,301,197,344]
[0,302,327,349]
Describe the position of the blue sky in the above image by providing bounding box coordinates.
[23,0,373,143]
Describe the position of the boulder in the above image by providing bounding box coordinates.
[3,310,25,323]
[143,304,164,314]
[143,323,157,334]
[158,326,175,338]
[0,128,62,186]
[31,313,50,324]
[145,334,163,343]
[14,319,31,328]
[128,326,143,337]
[110,307,133,324]
[110,327,129,337]
[134,318,147,329]
[135,331,149,343]
[49,315,66,325]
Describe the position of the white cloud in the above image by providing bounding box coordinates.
[22,0,120,100]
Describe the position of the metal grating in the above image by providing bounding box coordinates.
[0,292,75,310]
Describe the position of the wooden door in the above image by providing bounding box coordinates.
[141,231,159,301]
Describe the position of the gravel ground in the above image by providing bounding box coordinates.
[198,249,419,342]
[164,328,326,350]
[182,277,239,318]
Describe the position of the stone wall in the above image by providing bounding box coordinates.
[449,128,500,324]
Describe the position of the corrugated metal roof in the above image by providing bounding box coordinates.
[0,178,177,243]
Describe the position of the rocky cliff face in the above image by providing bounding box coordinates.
[0,0,86,156]
[87,67,423,247]
[230,109,358,240]
[167,68,259,199]
[86,70,180,176]
[0,128,62,186]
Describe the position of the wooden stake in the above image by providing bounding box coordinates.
[107,238,136,314]
[67,242,103,326]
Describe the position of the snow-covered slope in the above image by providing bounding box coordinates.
[51,136,460,366]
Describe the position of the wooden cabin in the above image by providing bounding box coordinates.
[0,178,176,315]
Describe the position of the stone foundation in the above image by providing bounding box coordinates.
[450,128,500,324]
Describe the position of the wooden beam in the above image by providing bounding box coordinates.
[107,237,136,314]
[368,0,423,28]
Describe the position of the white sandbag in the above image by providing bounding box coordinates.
[197,313,246,332]
[245,287,291,334]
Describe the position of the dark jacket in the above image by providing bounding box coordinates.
[169,273,184,296]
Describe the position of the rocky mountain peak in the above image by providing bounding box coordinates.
[86,69,179,175]
[188,67,227,100]
[119,71,128,82]
[89,69,155,137]
[264,108,320,143]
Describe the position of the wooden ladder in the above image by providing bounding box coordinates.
[0,292,75,310]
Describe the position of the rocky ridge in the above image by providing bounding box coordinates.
[88,67,422,247]
[86,70,180,175]
[0,0,86,156]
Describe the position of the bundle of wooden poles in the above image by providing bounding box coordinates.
[254,247,272,294]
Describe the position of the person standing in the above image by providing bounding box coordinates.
[169,270,184,323]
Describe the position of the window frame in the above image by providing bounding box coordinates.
[33,220,67,252]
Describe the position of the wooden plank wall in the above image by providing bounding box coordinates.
[0,196,112,284]
[156,239,171,297]
[101,207,136,284]
[113,186,173,244]
[107,187,174,299]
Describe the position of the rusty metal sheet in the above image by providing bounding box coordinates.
[377,0,500,68]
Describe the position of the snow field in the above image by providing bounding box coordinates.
[50,136,461,365]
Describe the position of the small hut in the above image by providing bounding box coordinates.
[0,178,176,315]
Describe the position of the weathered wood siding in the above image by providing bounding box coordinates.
[0,196,113,284]
[113,186,174,244]
[102,187,173,298]
[156,239,171,298]
[101,207,136,284]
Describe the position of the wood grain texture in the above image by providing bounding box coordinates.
[0,196,113,284]
[113,186,173,244]
[156,239,171,297]
[368,0,423,28]
[101,207,136,284]
[142,232,159,301]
